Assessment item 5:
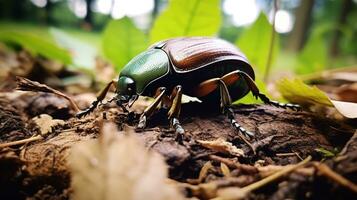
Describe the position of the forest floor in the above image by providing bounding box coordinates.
[0,51,357,200]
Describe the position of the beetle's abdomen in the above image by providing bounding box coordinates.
[179,61,251,102]
[158,37,253,77]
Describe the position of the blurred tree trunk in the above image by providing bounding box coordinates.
[11,0,26,20]
[150,0,161,28]
[287,0,315,52]
[45,1,54,25]
[84,0,94,26]
[152,0,161,19]
[329,0,353,57]
[0,0,12,18]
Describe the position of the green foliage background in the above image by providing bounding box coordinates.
[0,0,355,103]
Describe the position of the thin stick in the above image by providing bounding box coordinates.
[276,152,297,157]
[314,162,357,193]
[238,133,256,155]
[0,135,43,148]
[242,155,311,192]
[214,156,311,200]
[299,65,357,82]
[263,0,278,82]
[209,155,258,174]
[16,76,80,112]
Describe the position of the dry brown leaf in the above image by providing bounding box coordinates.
[69,122,184,200]
[220,163,231,177]
[330,100,357,118]
[187,161,213,184]
[32,114,64,136]
[16,76,80,112]
[197,138,245,157]
[335,83,357,103]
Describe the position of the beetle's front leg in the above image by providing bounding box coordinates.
[137,87,166,129]
[76,79,117,118]
[167,85,184,137]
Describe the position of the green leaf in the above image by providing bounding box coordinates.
[276,78,333,106]
[276,78,357,118]
[50,28,97,70]
[315,148,336,158]
[295,31,327,74]
[102,17,148,72]
[0,31,72,64]
[235,13,279,78]
[150,0,221,43]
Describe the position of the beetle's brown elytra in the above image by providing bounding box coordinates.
[77,37,300,139]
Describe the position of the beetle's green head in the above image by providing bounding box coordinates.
[115,76,138,107]
[114,48,170,108]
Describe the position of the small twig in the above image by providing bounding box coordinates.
[299,65,357,82]
[276,152,296,157]
[293,151,304,160]
[263,0,278,82]
[237,133,256,155]
[209,155,258,174]
[213,156,312,200]
[16,76,80,113]
[276,152,302,160]
[338,130,357,156]
[60,128,77,133]
[258,164,315,178]
[313,162,357,193]
[243,155,311,192]
[0,135,43,148]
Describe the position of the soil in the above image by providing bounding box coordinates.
[0,88,356,200]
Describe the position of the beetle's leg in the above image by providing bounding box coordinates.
[191,78,221,97]
[256,93,301,110]
[167,85,184,136]
[137,87,166,129]
[76,79,117,118]
[192,78,255,138]
[223,70,301,111]
[217,80,256,138]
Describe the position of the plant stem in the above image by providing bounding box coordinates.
[264,0,278,82]
[0,135,43,148]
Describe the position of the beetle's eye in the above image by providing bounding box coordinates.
[118,76,135,95]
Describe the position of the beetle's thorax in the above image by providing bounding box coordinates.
[118,48,170,95]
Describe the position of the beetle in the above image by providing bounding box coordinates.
[77,37,299,138]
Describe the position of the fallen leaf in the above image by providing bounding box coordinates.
[330,100,357,118]
[197,138,245,157]
[69,123,184,200]
[187,161,213,184]
[16,76,80,112]
[220,163,231,177]
[335,83,357,103]
[277,78,357,118]
[276,78,332,106]
[32,114,64,136]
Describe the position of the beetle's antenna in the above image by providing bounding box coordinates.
[128,95,139,108]
[97,95,130,113]
[98,95,117,107]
